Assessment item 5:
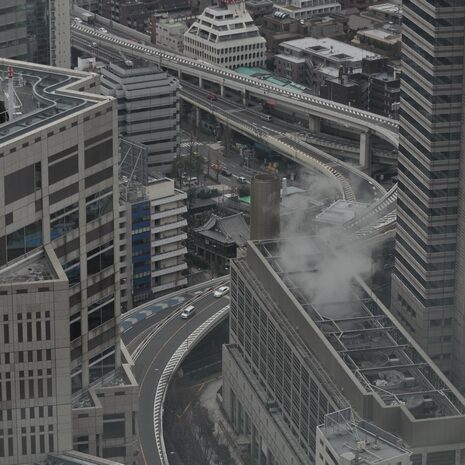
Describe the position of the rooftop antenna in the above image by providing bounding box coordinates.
[7,65,15,121]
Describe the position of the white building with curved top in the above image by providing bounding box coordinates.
[183,0,267,69]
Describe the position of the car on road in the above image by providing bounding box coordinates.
[98,27,108,33]
[237,176,247,184]
[180,305,195,319]
[207,94,218,101]
[213,286,229,298]
[221,168,232,177]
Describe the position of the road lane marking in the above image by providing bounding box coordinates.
[137,297,228,463]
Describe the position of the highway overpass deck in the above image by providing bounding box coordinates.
[71,23,399,147]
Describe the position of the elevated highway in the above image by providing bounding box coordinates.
[72,33,386,204]
[122,281,229,465]
[71,23,399,147]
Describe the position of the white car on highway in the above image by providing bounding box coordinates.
[98,27,108,33]
[180,305,195,319]
[213,286,229,298]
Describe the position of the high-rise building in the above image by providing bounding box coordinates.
[390,1,465,385]
[0,245,73,463]
[183,0,267,69]
[0,58,137,464]
[222,238,465,465]
[100,60,180,175]
[118,140,188,310]
[0,0,70,67]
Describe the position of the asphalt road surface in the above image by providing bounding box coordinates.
[124,289,229,465]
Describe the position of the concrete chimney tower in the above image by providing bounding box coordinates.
[250,173,280,240]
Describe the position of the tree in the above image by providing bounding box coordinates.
[216,444,234,465]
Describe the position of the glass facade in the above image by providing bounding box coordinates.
[6,220,43,262]
[50,202,79,240]
[25,0,50,65]
[86,188,113,223]
[131,201,151,303]
[89,347,116,383]
[392,0,465,380]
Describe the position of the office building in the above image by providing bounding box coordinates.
[0,246,72,464]
[222,237,465,465]
[0,0,70,68]
[274,37,381,89]
[98,0,189,32]
[183,0,267,69]
[274,0,341,21]
[0,58,137,464]
[390,1,465,385]
[154,18,188,53]
[119,140,187,308]
[100,59,180,175]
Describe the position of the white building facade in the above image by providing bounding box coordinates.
[100,60,180,175]
[120,175,188,309]
[155,18,188,53]
[275,0,341,20]
[183,0,267,69]
[0,58,137,465]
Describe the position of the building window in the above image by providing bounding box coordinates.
[103,413,126,439]
[86,188,113,223]
[71,367,82,394]
[87,241,114,275]
[63,257,81,286]
[50,202,79,240]
[88,297,115,331]
[89,347,116,383]
[6,220,42,262]
[70,313,81,340]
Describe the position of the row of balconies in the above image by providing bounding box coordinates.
[151,219,187,235]
[151,205,187,221]
[151,232,187,248]
[152,262,187,278]
[151,246,187,263]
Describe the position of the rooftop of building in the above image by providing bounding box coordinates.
[194,212,250,247]
[0,58,108,144]
[356,28,401,43]
[315,199,369,226]
[277,1,341,12]
[368,2,402,16]
[0,248,57,284]
[235,67,308,93]
[102,60,176,79]
[281,37,381,62]
[246,0,274,5]
[251,237,465,421]
[318,409,410,464]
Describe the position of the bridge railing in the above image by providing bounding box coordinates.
[71,23,399,141]
[153,306,229,465]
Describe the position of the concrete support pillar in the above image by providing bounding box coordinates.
[222,124,231,157]
[242,89,248,106]
[308,115,321,132]
[360,131,372,173]
[194,107,200,136]
[220,84,225,97]
[81,360,89,389]
[198,76,203,88]
[178,69,182,79]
